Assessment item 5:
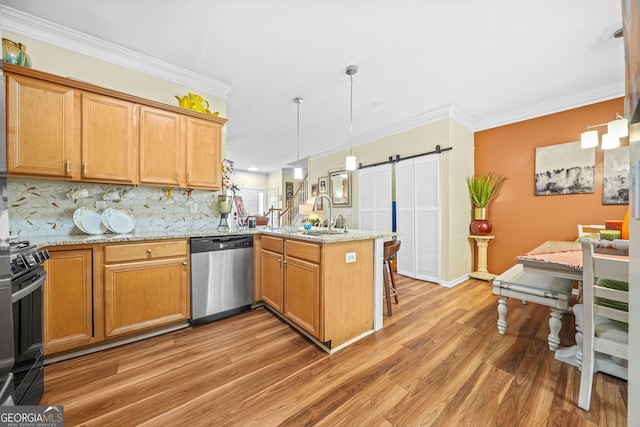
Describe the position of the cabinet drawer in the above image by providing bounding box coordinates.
[262,235,284,254]
[104,239,187,263]
[286,240,320,264]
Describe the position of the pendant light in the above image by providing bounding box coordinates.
[345,65,358,171]
[293,97,303,179]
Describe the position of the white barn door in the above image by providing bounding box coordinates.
[395,156,440,282]
[358,164,392,232]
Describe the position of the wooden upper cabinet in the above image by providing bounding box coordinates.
[6,73,81,179]
[138,106,184,186]
[4,64,227,188]
[82,93,137,183]
[185,116,222,189]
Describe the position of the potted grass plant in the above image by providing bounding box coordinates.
[466,172,507,235]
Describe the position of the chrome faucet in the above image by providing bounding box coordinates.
[313,194,333,231]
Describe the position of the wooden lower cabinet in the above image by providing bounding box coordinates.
[43,239,190,356]
[283,256,320,337]
[103,257,189,337]
[259,236,320,337]
[257,236,374,348]
[260,248,284,313]
[44,248,94,355]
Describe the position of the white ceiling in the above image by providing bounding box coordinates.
[2,0,626,173]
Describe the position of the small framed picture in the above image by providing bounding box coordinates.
[318,176,328,194]
[285,181,294,201]
[311,183,318,197]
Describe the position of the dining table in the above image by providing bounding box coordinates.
[515,240,583,366]
[516,240,583,280]
[515,239,629,368]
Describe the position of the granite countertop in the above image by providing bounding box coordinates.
[260,228,395,243]
[26,227,395,248]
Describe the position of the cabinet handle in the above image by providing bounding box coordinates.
[277,258,283,263]
[83,162,87,175]
[176,171,180,182]
[187,172,191,184]
[65,160,71,174]
[182,261,188,266]
[283,260,288,264]
[147,249,153,254]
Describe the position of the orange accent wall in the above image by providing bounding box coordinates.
[475,98,628,275]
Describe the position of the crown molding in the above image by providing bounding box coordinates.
[475,83,624,131]
[448,104,477,131]
[0,5,231,97]
[350,103,477,148]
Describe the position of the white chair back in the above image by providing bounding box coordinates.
[577,239,628,411]
[577,224,605,239]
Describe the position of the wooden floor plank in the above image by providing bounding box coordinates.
[40,275,627,426]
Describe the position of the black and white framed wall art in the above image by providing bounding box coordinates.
[602,145,630,205]
[535,141,595,196]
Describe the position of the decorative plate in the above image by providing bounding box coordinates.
[72,207,89,233]
[73,207,106,235]
[102,207,135,234]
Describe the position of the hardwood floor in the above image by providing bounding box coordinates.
[41,275,627,426]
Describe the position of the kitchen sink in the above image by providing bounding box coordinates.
[300,229,345,236]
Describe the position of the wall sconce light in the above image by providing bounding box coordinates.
[580,113,628,150]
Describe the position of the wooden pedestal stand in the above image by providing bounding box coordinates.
[470,235,495,281]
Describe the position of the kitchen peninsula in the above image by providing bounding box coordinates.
[3,61,393,358]
[32,228,392,359]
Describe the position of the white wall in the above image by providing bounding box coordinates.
[233,171,268,192]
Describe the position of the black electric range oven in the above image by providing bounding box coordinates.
[9,241,49,405]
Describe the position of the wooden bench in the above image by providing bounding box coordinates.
[493,264,575,351]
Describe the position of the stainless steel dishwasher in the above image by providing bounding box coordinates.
[190,235,254,325]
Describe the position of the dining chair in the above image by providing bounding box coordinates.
[574,239,628,411]
[576,224,605,239]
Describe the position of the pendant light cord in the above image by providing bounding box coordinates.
[297,101,300,161]
[349,73,353,156]
[293,97,303,162]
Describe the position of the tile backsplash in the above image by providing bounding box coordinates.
[9,178,224,237]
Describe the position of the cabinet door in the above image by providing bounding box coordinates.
[260,249,283,313]
[138,106,184,186]
[185,116,222,189]
[81,93,137,183]
[103,257,189,337]
[6,73,80,179]
[44,249,93,355]
[284,257,320,338]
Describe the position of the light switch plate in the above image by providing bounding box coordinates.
[345,252,356,263]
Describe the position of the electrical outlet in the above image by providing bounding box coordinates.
[190,202,198,214]
[96,201,107,210]
[345,252,356,263]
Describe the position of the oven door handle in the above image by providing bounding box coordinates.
[11,272,46,304]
